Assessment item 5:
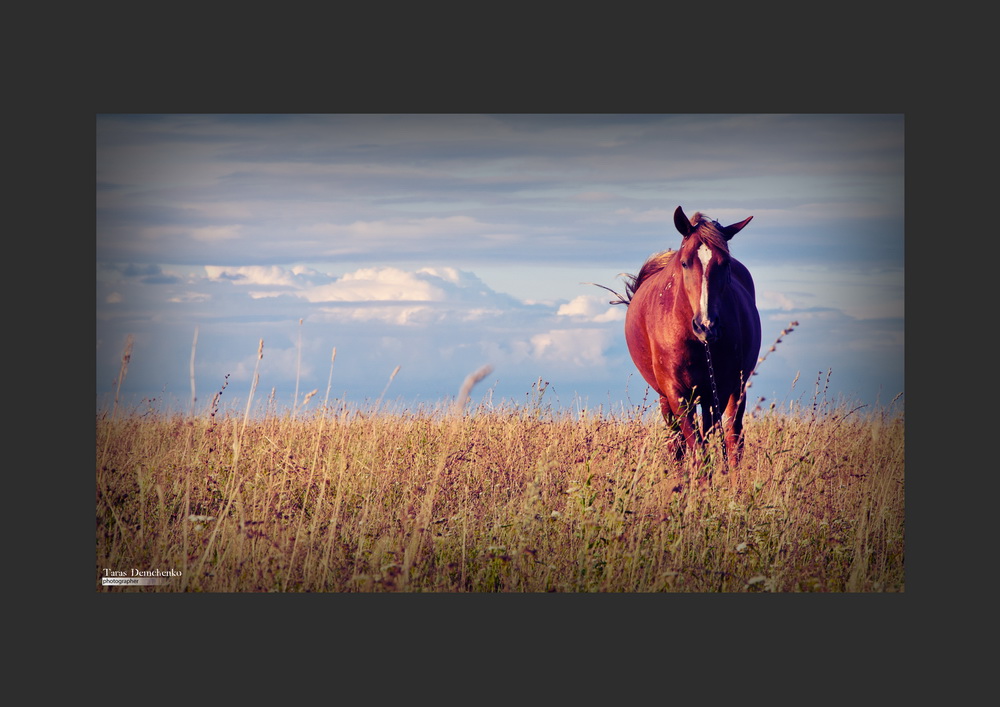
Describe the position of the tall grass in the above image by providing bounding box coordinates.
[96,387,903,593]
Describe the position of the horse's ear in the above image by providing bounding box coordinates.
[722,215,753,240]
[674,206,692,238]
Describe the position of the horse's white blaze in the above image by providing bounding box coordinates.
[697,243,712,325]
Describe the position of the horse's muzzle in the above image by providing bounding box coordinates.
[692,317,720,342]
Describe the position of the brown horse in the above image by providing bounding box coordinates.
[622,206,761,466]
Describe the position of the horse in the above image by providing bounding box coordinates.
[621,206,761,467]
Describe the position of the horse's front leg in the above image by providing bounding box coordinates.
[721,393,748,467]
[660,392,701,461]
[658,395,685,460]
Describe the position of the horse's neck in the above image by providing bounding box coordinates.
[731,258,755,298]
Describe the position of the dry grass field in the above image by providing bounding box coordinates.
[96,378,904,593]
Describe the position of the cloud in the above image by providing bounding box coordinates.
[304,215,483,239]
[301,216,506,257]
[530,328,615,368]
[614,207,673,223]
[167,292,211,304]
[205,265,312,287]
[190,225,243,242]
[573,191,618,202]
[310,267,443,302]
[759,290,802,311]
[195,264,622,378]
[754,265,904,321]
[557,295,625,323]
[112,263,183,285]
[197,264,523,325]
[316,304,437,326]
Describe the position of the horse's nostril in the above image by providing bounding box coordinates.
[693,318,719,341]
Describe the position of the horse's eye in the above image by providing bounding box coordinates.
[681,261,688,269]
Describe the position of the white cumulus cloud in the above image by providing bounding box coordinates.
[303,267,445,303]
[530,328,613,367]
[557,295,625,323]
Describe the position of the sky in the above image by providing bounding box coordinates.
[96,114,904,417]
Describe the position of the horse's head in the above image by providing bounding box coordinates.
[673,206,753,343]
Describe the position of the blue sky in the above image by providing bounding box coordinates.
[96,114,904,416]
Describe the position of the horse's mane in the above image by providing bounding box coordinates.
[620,250,675,304]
